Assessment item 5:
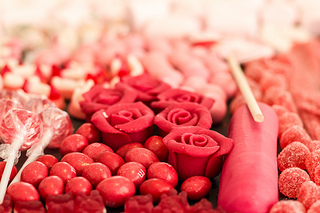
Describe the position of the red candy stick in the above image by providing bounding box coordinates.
[11,107,72,184]
[0,108,42,204]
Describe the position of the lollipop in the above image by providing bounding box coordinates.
[0,108,43,204]
[10,107,73,184]
[24,95,56,115]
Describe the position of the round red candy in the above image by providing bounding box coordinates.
[116,142,144,159]
[97,151,125,175]
[38,175,64,201]
[269,200,306,213]
[308,200,320,213]
[60,152,94,176]
[21,161,48,188]
[125,148,159,169]
[65,177,92,196]
[180,176,212,200]
[75,123,101,144]
[279,125,311,150]
[0,161,17,182]
[139,178,174,203]
[277,142,310,171]
[117,162,146,189]
[96,176,136,208]
[36,154,58,171]
[82,142,113,161]
[49,162,77,185]
[147,162,178,188]
[82,162,112,188]
[144,136,168,162]
[59,134,89,156]
[278,167,310,198]
[278,112,303,138]
[297,181,320,210]
[7,182,40,203]
[305,150,320,181]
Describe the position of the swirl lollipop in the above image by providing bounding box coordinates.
[10,107,73,184]
[24,95,56,115]
[0,108,43,204]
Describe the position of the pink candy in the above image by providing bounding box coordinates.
[269,200,306,213]
[306,150,320,181]
[279,125,312,150]
[278,111,303,138]
[297,181,320,210]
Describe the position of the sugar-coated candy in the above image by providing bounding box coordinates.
[278,111,303,138]
[278,167,311,198]
[0,194,12,213]
[271,104,288,117]
[279,125,312,150]
[313,165,320,185]
[297,181,320,210]
[46,192,74,213]
[188,198,218,213]
[273,90,297,113]
[308,200,320,213]
[306,150,320,181]
[277,142,310,171]
[309,140,320,152]
[74,190,106,213]
[14,200,45,213]
[259,72,287,92]
[152,189,189,213]
[269,200,306,213]
[124,194,154,213]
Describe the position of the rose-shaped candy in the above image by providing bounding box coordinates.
[151,88,215,113]
[163,126,233,180]
[80,84,137,121]
[117,73,171,106]
[91,102,154,151]
[154,102,212,136]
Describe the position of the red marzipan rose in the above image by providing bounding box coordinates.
[91,102,154,151]
[154,102,212,137]
[163,126,233,180]
[80,84,137,121]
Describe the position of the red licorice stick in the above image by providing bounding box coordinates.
[218,102,279,213]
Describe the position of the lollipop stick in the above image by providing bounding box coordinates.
[0,136,22,204]
[10,130,53,185]
[227,55,264,122]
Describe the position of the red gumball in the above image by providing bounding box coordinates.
[0,161,17,182]
[21,161,48,188]
[116,142,144,159]
[60,152,94,175]
[96,176,136,208]
[82,143,113,161]
[49,162,77,185]
[36,154,58,171]
[147,162,178,188]
[97,151,125,175]
[139,178,174,203]
[82,163,112,188]
[75,123,101,144]
[117,162,146,189]
[60,134,89,156]
[125,148,159,169]
[65,177,92,196]
[7,182,40,203]
[38,176,64,201]
[180,176,212,200]
[144,136,168,162]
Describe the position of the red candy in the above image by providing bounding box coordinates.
[97,151,125,175]
[269,200,306,213]
[116,142,144,159]
[297,181,320,210]
[96,176,136,208]
[278,111,303,138]
[125,148,159,169]
[75,123,101,144]
[60,152,94,175]
[20,161,48,188]
[152,189,189,213]
[65,177,92,196]
[38,176,64,201]
[74,190,106,213]
[308,200,320,213]
[277,142,310,171]
[180,176,212,200]
[82,162,112,188]
[313,165,320,185]
[139,178,174,203]
[279,125,312,150]
[144,136,168,162]
[14,200,45,213]
[0,161,17,182]
[7,182,40,203]
[0,194,12,213]
[278,167,310,198]
[49,162,77,185]
[117,162,146,189]
[147,162,178,188]
[305,150,320,181]
[46,192,74,213]
[59,134,89,156]
[36,154,58,171]
[124,194,154,213]
[82,142,113,161]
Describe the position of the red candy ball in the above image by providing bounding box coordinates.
[49,162,77,185]
[125,148,159,169]
[82,162,112,188]
[147,162,178,188]
[75,123,101,144]
[144,136,168,162]
[278,167,310,198]
[278,112,303,138]
[0,161,17,182]
[82,142,113,161]
[60,134,89,156]
[279,125,311,150]
[116,142,144,159]
[97,151,125,175]
[38,176,64,201]
[117,162,146,189]
[297,181,320,210]
[269,200,306,213]
[139,178,174,203]
[277,142,310,171]
[7,182,40,203]
[21,161,48,188]
[36,154,58,171]
[65,177,92,196]
[180,176,212,200]
[308,200,320,213]
[305,150,320,181]
[96,176,136,208]
[60,152,94,176]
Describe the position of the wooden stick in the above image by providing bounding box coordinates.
[227,55,264,122]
